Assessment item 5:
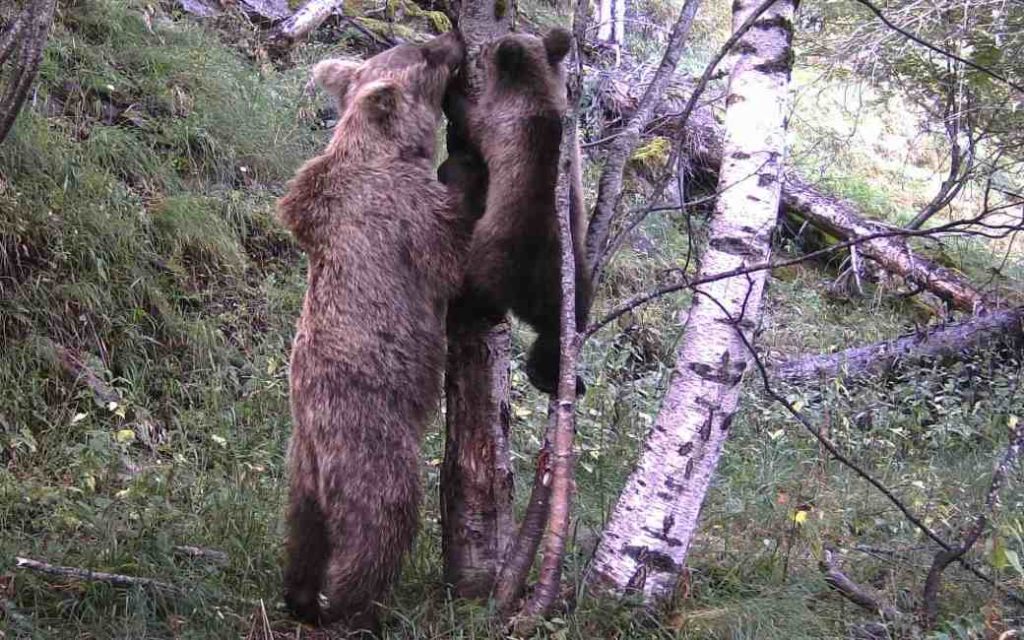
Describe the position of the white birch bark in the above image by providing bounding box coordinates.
[596,0,625,64]
[589,0,797,601]
[270,0,344,44]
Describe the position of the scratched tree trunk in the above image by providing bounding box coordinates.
[589,0,796,600]
[437,0,515,599]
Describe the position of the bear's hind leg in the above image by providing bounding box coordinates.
[283,442,330,624]
[526,330,586,396]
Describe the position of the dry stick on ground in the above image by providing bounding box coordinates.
[819,547,902,621]
[172,545,230,565]
[583,0,703,271]
[0,0,55,144]
[15,557,180,593]
[774,306,1024,383]
[710,294,1024,609]
[921,413,1024,629]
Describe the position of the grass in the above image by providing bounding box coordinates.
[1,0,1023,638]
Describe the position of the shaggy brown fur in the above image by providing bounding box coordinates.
[276,33,467,632]
[446,28,592,394]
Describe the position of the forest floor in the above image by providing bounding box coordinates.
[0,1,1022,638]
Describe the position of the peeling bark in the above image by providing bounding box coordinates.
[268,0,345,46]
[589,0,796,601]
[774,307,1024,383]
[440,319,515,598]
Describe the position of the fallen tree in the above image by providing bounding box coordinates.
[774,306,1024,383]
[592,76,993,314]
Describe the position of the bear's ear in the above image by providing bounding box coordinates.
[356,81,402,125]
[422,31,465,71]
[543,28,572,65]
[311,58,360,102]
[494,39,527,76]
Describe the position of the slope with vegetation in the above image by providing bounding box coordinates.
[0,0,1022,638]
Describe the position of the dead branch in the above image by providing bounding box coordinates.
[585,206,1018,340]
[173,545,230,565]
[820,547,902,621]
[774,307,1024,383]
[15,557,179,592]
[269,0,345,46]
[493,410,556,614]
[921,414,1024,629]
[593,79,998,314]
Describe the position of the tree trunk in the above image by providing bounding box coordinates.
[596,0,625,63]
[0,0,55,145]
[593,77,990,315]
[589,0,796,601]
[438,0,514,598]
[774,307,1024,383]
[441,319,515,598]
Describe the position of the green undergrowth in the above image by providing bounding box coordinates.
[1,0,1022,638]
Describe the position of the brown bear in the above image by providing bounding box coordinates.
[441,28,592,395]
[276,32,467,632]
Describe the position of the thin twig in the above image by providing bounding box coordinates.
[585,206,1019,338]
[849,0,1024,94]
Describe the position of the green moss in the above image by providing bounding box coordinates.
[355,16,422,41]
[630,136,672,172]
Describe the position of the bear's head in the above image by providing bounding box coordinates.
[311,32,465,158]
[477,28,571,106]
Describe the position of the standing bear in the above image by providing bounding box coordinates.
[443,28,592,395]
[276,32,467,632]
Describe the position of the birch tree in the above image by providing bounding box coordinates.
[589,0,798,600]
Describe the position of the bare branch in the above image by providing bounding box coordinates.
[921,414,1024,628]
[584,0,703,270]
[521,23,586,618]
[848,0,1024,95]
[820,547,902,621]
[15,557,179,592]
[585,208,1018,339]
[774,307,1024,383]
